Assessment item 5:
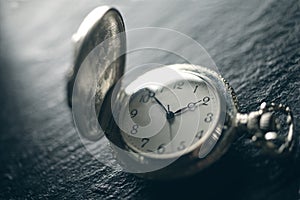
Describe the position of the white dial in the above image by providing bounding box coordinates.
[117,71,220,159]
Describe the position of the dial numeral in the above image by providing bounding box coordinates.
[173,81,185,89]
[130,109,138,118]
[157,144,166,154]
[193,85,199,93]
[195,130,204,140]
[139,94,150,103]
[139,90,155,103]
[130,124,139,135]
[204,113,213,123]
[141,138,150,148]
[177,141,186,151]
[203,96,210,105]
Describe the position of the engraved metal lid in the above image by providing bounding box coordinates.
[67,6,126,108]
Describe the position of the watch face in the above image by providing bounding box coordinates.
[117,67,221,159]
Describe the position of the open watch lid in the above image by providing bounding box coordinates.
[67,6,126,141]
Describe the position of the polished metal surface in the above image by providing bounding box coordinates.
[236,102,294,155]
[67,6,126,110]
[66,6,126,142]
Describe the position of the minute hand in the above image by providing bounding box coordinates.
[145,88,168,113]
[153,96,168,113]
[174,100,204,115]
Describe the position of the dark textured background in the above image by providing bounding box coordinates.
[0,0,299,199]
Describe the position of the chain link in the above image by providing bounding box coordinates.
[236,102,294,156]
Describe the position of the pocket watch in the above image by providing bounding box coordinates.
[67,6,295,180]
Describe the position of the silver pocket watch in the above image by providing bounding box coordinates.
[67,6,295,180]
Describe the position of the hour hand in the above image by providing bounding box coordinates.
[174,100,203,115]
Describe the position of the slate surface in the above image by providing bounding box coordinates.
[0,0,299,199]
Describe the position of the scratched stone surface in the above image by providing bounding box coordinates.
[0,0,299,199]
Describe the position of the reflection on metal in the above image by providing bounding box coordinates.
[67,6,126,109]
[236,102,294,156]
